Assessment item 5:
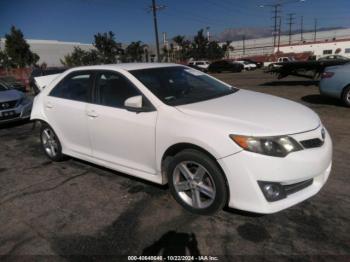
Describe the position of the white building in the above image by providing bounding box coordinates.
[226,28,350,59]
[0,39,94,67]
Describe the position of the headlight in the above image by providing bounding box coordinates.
[230,135,303,157]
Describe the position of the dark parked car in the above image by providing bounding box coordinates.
[208,60,243,73]
[30,67,67,94]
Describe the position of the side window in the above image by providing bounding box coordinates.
[95,72,141,109]
[50,73,91,102]
[323,50,332,55]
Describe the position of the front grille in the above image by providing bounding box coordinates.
[0,112,20,121]
[0,100,18,110]
[283,179,313,195]
[300,138,324,149]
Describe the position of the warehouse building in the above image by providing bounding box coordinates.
[0,39,94,67]
[226,28,350,59]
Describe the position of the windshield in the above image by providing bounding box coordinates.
[130,66,237,106]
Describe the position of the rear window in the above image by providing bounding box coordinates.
[50,72,92,102]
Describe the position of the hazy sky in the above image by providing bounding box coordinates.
[0,0,349,44]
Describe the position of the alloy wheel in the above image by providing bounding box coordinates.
[173,161,216,209]
[41,128,59,158]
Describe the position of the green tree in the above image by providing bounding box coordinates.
[190,29,209,60]
[94,31,123,63]
[61,31,124,67]
[60,47,93,67]
[206,41,224,60]
[0,50,13,68]
[4,26,39,68]
[125,41,146,62]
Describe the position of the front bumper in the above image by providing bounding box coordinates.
[218,126,332,214]
[0,102,32,124]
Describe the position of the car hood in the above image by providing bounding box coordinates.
[176,89,320,136]
[0,89,23,103]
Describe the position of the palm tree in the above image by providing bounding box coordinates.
[172,35,185,61]
[222,40,233,59]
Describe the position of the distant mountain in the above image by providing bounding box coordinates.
[215,26,346,42]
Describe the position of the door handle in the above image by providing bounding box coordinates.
[87,110,99,118]
[45,102,53,109]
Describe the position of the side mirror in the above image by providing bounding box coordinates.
[124,95,143,112]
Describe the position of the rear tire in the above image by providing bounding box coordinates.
[40,123,66,161]
[342,86,350,107]
[167,149,228,215]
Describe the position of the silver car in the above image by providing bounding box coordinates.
[0,81,32,124]
[319,63,350,107]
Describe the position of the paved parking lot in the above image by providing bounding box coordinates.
[0,70,349,261]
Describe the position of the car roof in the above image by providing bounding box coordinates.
[68,63,182,72]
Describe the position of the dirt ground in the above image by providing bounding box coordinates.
[0,70,349,261]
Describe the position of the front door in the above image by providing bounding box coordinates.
[87,71,158,174]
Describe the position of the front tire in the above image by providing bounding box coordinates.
[167,149,228,215]
[342,86,350,107]
[40,123,66,161]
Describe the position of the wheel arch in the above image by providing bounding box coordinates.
[160,142,230,202]
[341,83,350,98]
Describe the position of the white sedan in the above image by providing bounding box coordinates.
[31,63,332,215]
[236,60,257,70]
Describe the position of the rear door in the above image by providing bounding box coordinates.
[86,70,158,174]
[44,71,93,156]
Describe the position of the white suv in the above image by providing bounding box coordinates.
[31,63,332,215]
[188,61,210,71]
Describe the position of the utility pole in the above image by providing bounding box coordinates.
[259,0,305,53]
[314,18,318,42]
[300,15,304,41]
[271,4,281,49]
[242,35,246,56]
[162,32,168,47]
[206,26,210,41]
[286,13,295,45]
[150,0,165,62]
[277,16,282,53]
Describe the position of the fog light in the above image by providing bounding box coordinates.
[258,181,286,202]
